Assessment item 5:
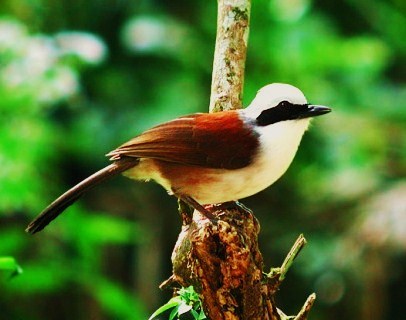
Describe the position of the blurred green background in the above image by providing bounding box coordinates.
[0,0,405,319]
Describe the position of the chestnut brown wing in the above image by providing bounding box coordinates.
[107,111,259,170]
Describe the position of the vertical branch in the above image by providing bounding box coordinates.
[209,0,251,112]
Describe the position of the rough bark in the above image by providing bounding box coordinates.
[171,206,267,319]
[209,0,250,113]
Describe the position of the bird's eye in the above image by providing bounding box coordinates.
[279,100,290,107]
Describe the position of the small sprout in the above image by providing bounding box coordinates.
[149,286,206,320]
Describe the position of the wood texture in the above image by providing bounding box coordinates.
[171,206,270,319]
[209,0,251,112]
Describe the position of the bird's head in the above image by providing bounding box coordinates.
[244,83,331,127]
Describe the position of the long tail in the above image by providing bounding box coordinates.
[26,158,138,234]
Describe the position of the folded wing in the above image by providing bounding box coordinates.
[107,111,259,170]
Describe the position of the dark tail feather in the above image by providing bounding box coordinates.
[26,159,137,234]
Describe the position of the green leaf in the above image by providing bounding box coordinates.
[198,309,207,320]
[148,297,182,320]
[0,257,23,278]
[169,304,180,320]
[190,309,199,319]
[149,286,207,320]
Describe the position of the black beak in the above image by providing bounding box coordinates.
[298,105,332,119]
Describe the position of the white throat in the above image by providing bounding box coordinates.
[254,118,310,177]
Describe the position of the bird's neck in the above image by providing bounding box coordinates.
[254,119,310,175]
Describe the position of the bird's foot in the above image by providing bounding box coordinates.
[213,201,253,215]
[176,195,218,223]
[177,199,194,225]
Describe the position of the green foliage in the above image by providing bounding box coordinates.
[0,257,23,278]
[0,18,104,214]
[149,286,206,320]
[90,278,146,319]
[0,0,404,319]
[0,16,146,319]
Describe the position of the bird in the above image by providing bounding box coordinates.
[26,83,331,234]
